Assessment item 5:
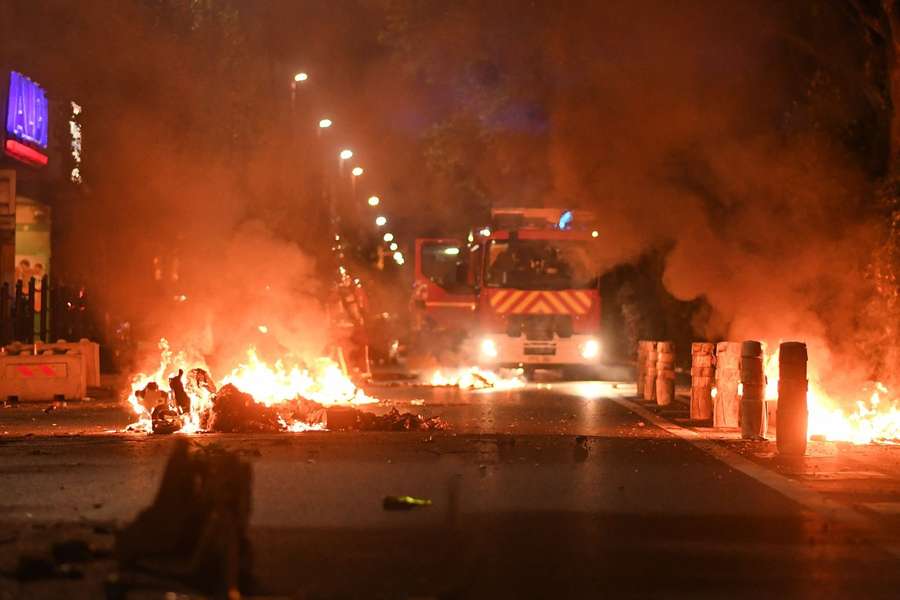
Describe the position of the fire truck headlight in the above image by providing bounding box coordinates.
[580,339,600,360]
[480,338,498,359]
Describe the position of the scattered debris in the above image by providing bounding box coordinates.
[168,368,191,414]
[325,406,447,432]
[207,384,282,433]
[151,404,182,435]
[116,438,253,597]
[383,495,432,510]
[13,556,83,581]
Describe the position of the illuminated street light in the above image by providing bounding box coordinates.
[393,251,405,265]
[351,166,364,177]
[383,232,395,242]
[294,72,308,82]
[375,216,387,227]
[319,118,332,129]
[339,149,353,160]
[389,242,398,251]
[367,195,380,206]
[479,227,491,237]
[591,230,599,238]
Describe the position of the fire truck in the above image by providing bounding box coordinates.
[413,208,602,375]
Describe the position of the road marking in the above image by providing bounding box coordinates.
[610,396,900,560]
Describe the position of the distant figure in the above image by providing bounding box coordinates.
[489,247,517,284]
[15,258,32,283]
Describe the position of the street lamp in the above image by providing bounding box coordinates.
[318,118,332,129]
[383,232,394,242]
[367,195,380,206]
[393,251,405,265]
[375,216,387,227]
[351,166,364,177]
[339,149,353,160]
[294,72,308,82]
[389,242,398,251]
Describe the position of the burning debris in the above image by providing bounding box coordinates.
[427,366,526,390]
[126,339,445,434]
[674,337,900,446]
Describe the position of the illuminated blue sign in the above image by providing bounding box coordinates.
[558,210,573,230]
[5,72,48,149]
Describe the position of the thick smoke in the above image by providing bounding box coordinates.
[2,1,334,375]
[542,1,889,391]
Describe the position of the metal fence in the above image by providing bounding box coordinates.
[0,276,91,346]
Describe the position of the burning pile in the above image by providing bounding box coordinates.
[761,349,900,445]
[428,366,526,390]
[127,339,445,434]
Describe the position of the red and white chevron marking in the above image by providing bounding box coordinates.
[488,289,593,315]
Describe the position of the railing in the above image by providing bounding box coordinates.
[0,277,91,346]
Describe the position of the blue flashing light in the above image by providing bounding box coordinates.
[558,210,573,230]
[5,72,49,149]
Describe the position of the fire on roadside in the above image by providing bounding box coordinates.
[126,338,376,434]
[427,366,526,390]
[761,349,899,445]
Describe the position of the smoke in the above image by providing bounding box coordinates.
[541,1,889,391]
[2,1,335,374]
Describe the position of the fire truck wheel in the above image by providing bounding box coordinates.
[523,366,537,382]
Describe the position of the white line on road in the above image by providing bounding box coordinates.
[610,396,900,560]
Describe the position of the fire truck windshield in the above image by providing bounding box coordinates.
[484,239,597,290]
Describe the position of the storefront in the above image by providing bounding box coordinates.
[0,70,62,287]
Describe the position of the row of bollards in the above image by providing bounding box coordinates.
[636,339,809,456]
[637,340,676,407]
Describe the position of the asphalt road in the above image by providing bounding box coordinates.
[1,377,900,598]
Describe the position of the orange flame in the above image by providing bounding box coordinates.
[762,347,898,445]
[428,367,525,390]
[126,338,375,434]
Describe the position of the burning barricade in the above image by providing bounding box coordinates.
[127,339,446,434]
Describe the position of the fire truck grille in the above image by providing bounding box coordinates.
[508,315,573,340]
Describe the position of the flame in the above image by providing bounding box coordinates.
[126,338,375,434]
[428,366,525,390]
[761,348,898,445]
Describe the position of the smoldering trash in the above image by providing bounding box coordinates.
[129,367,447,434]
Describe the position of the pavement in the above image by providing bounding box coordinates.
[1,373,900,598]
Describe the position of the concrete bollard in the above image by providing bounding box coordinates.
[636,341,651,398]
[713,342,741,428]
[690,342,715,421]
[655,341,675,407]
[739,341,766,439]
[777,342,808,456]
[642,342,658,402]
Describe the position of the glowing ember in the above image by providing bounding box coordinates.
[126,338,376,434]
[761,349,899,445]
[428,367,525,390]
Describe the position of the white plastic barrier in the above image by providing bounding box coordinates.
[0,350,87,401]
[4,339,100,388]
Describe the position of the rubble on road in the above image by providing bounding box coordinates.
[325,406,447,432]
[207,384,282,433]
[136,368,448,434]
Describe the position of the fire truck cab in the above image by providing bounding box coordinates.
[413,208,603,374]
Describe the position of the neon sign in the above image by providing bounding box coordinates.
[4,72,49,167]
